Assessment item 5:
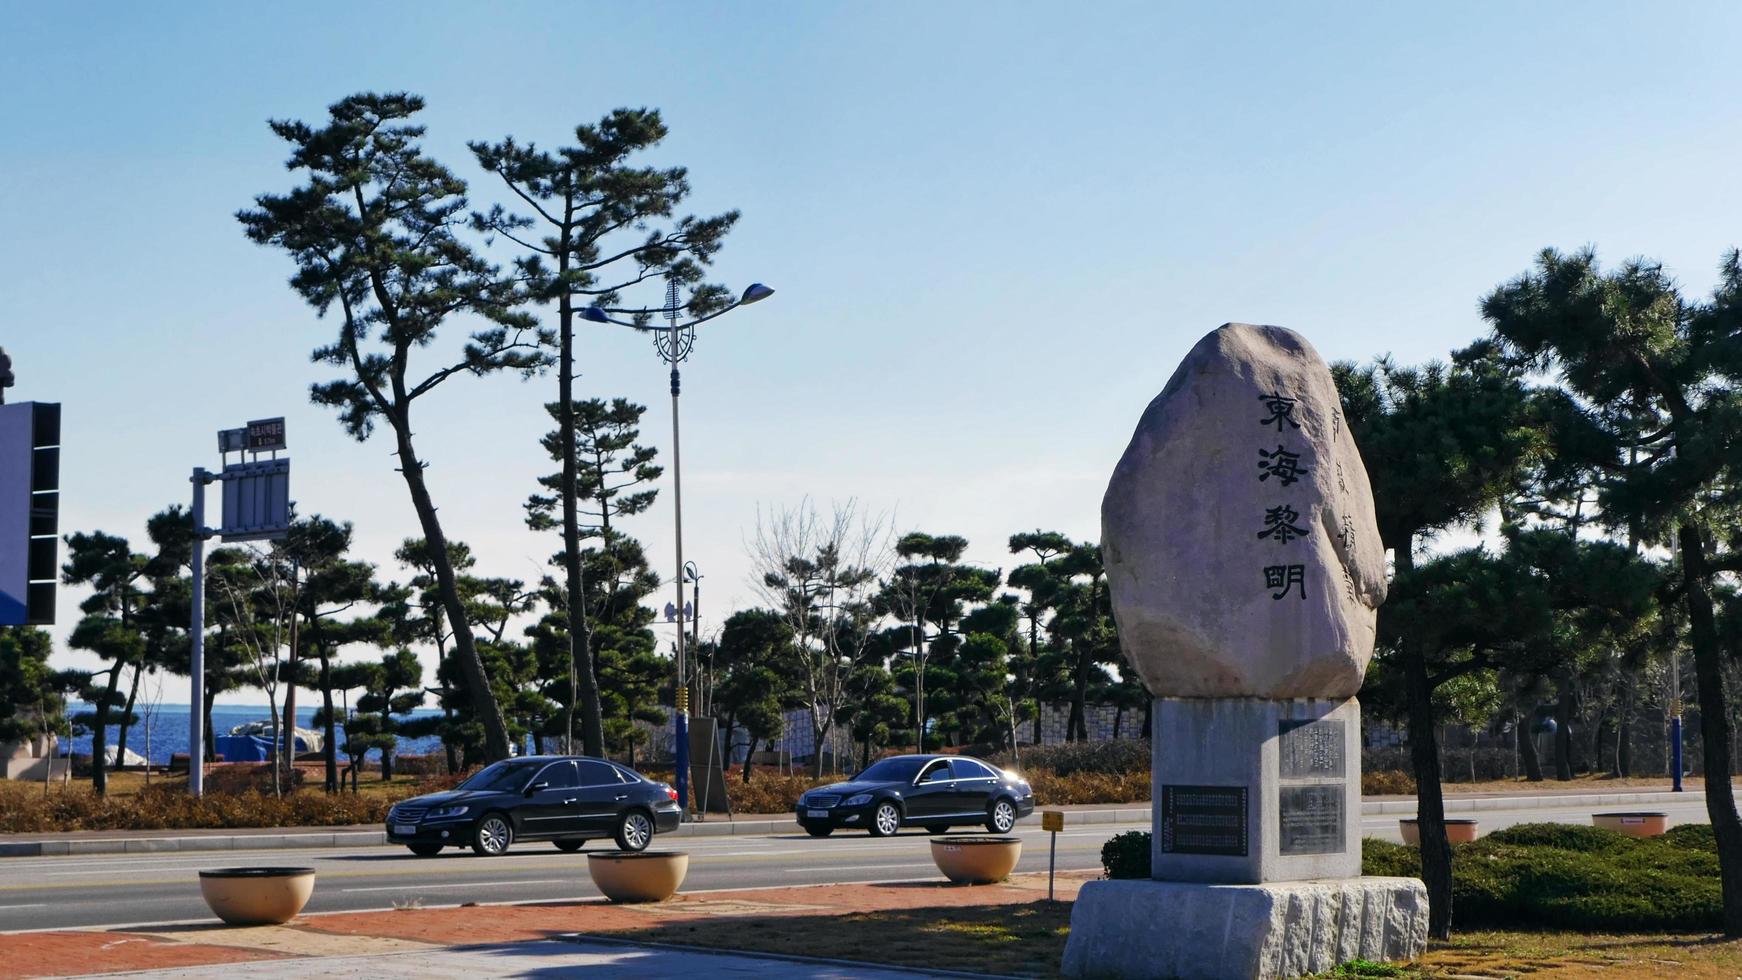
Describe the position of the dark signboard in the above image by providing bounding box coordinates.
[0,401,59,625]
[1279,718,1345,779]
[1279,784,1345,855]
[245,417,286,452]
[1160,784,1248,856]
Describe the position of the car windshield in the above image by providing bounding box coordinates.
[456,760,542,793]
[854,758,927,783]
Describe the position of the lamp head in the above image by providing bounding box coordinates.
[739,283,774,306]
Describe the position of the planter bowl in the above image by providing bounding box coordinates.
[197,867,316,925]
[587,851,689,903]
[1399,819,1479,846]
[931,836,1022,884]
[1594,812,1669,837]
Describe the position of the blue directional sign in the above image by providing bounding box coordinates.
[0,401,60,625]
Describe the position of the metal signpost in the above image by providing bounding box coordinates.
[188,417,290,797]
[1042,810,1064,901]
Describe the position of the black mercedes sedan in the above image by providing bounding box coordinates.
[386,755,682,856]
[795,754,1035,837]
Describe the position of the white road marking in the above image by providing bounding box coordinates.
[0,903,47,910]
[340,879,568,893]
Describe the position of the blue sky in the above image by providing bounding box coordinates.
[5,2,1741,695]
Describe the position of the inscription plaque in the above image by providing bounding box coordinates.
[1279,718,1345,779]
[1278,784,1344,855]
[1161,784,1248,856]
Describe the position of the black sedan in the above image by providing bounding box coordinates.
[795,754,1035,837]
[386,755,682,856]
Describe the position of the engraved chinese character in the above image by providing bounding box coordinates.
[1264,564,1306,600]
[1259,393,1302,431]
[1257,445,1308,486]
[1336,461,1348,494]
[1342,565,1356,602]
[1257,505,1308,545]
[1337,515,1355,551]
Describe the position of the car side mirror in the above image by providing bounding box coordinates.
[526,781,549,796]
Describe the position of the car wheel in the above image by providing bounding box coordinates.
[805,826,834,838]
[925,825,951,835]
[869,801,902,837]
[407,843,442,857]
[553,838,586,853]
[471,812,513,856]
[987,798,1017,834]
[615,810,655,852]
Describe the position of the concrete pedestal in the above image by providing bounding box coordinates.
[1061,877,1429,980]
[1152,697,1360,883]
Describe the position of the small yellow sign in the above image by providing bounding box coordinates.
[1041,810,1064,833]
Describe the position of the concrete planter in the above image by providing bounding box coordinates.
[1399,819,1479,845]
[197,867,315,925]
[586,851,689,903]
[1594,812,1669,837]
[931,836,1022,884]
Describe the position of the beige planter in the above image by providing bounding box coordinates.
[197,867,315,925]
[1594,812,1669,837]
[587,851,689,903]
[931,836,1022,884]
[1399,819,1479,845]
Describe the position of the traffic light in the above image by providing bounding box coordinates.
[0,401,59,625]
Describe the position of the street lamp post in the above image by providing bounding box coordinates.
[585,280,772,817]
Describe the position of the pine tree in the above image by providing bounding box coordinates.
[240,93,550,762]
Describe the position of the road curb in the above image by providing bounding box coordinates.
[0,791,1703,857]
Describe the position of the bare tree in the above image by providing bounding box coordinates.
[751,499,892,776]
[207,546,297,797]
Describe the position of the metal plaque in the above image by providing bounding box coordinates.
[219,458,291,541]
[245,417,287,452]
[1279,718,1345,779]
[1161,784,1248,857]
[1279,784,1345,855]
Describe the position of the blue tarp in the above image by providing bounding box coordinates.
[212,734,314,762]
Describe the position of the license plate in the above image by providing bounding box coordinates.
[806,809,829,819]
[393,824,417,835]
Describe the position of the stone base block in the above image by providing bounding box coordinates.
[1061,877,1428,980]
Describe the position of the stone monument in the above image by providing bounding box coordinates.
[1061,324,1428,980]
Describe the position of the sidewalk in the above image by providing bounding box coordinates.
[0,788,1705,857]
[2,869,1091,977]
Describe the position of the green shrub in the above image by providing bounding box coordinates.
[1484,822,1633,854]
[1101,830,1151,879]
[1358,822,1722,933]
[1661,822,1716,851]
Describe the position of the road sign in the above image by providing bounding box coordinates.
[1042,810,1064,833]
[245,417,286,452]
[219,458,290,542]
[217,428,247,453]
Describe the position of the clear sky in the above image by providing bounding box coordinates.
[5,2,1741,700]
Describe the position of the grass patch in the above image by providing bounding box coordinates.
[590,900,1071,977]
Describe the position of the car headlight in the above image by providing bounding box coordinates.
[844,793,872,807]
[427,805,471,819]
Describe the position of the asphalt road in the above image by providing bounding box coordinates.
[0,797,1714,934]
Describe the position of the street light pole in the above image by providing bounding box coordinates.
[585,280,773,818]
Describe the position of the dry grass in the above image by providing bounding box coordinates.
[0,774,437,833]
[1404,931,1742,978]
[591,900,1072,977]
